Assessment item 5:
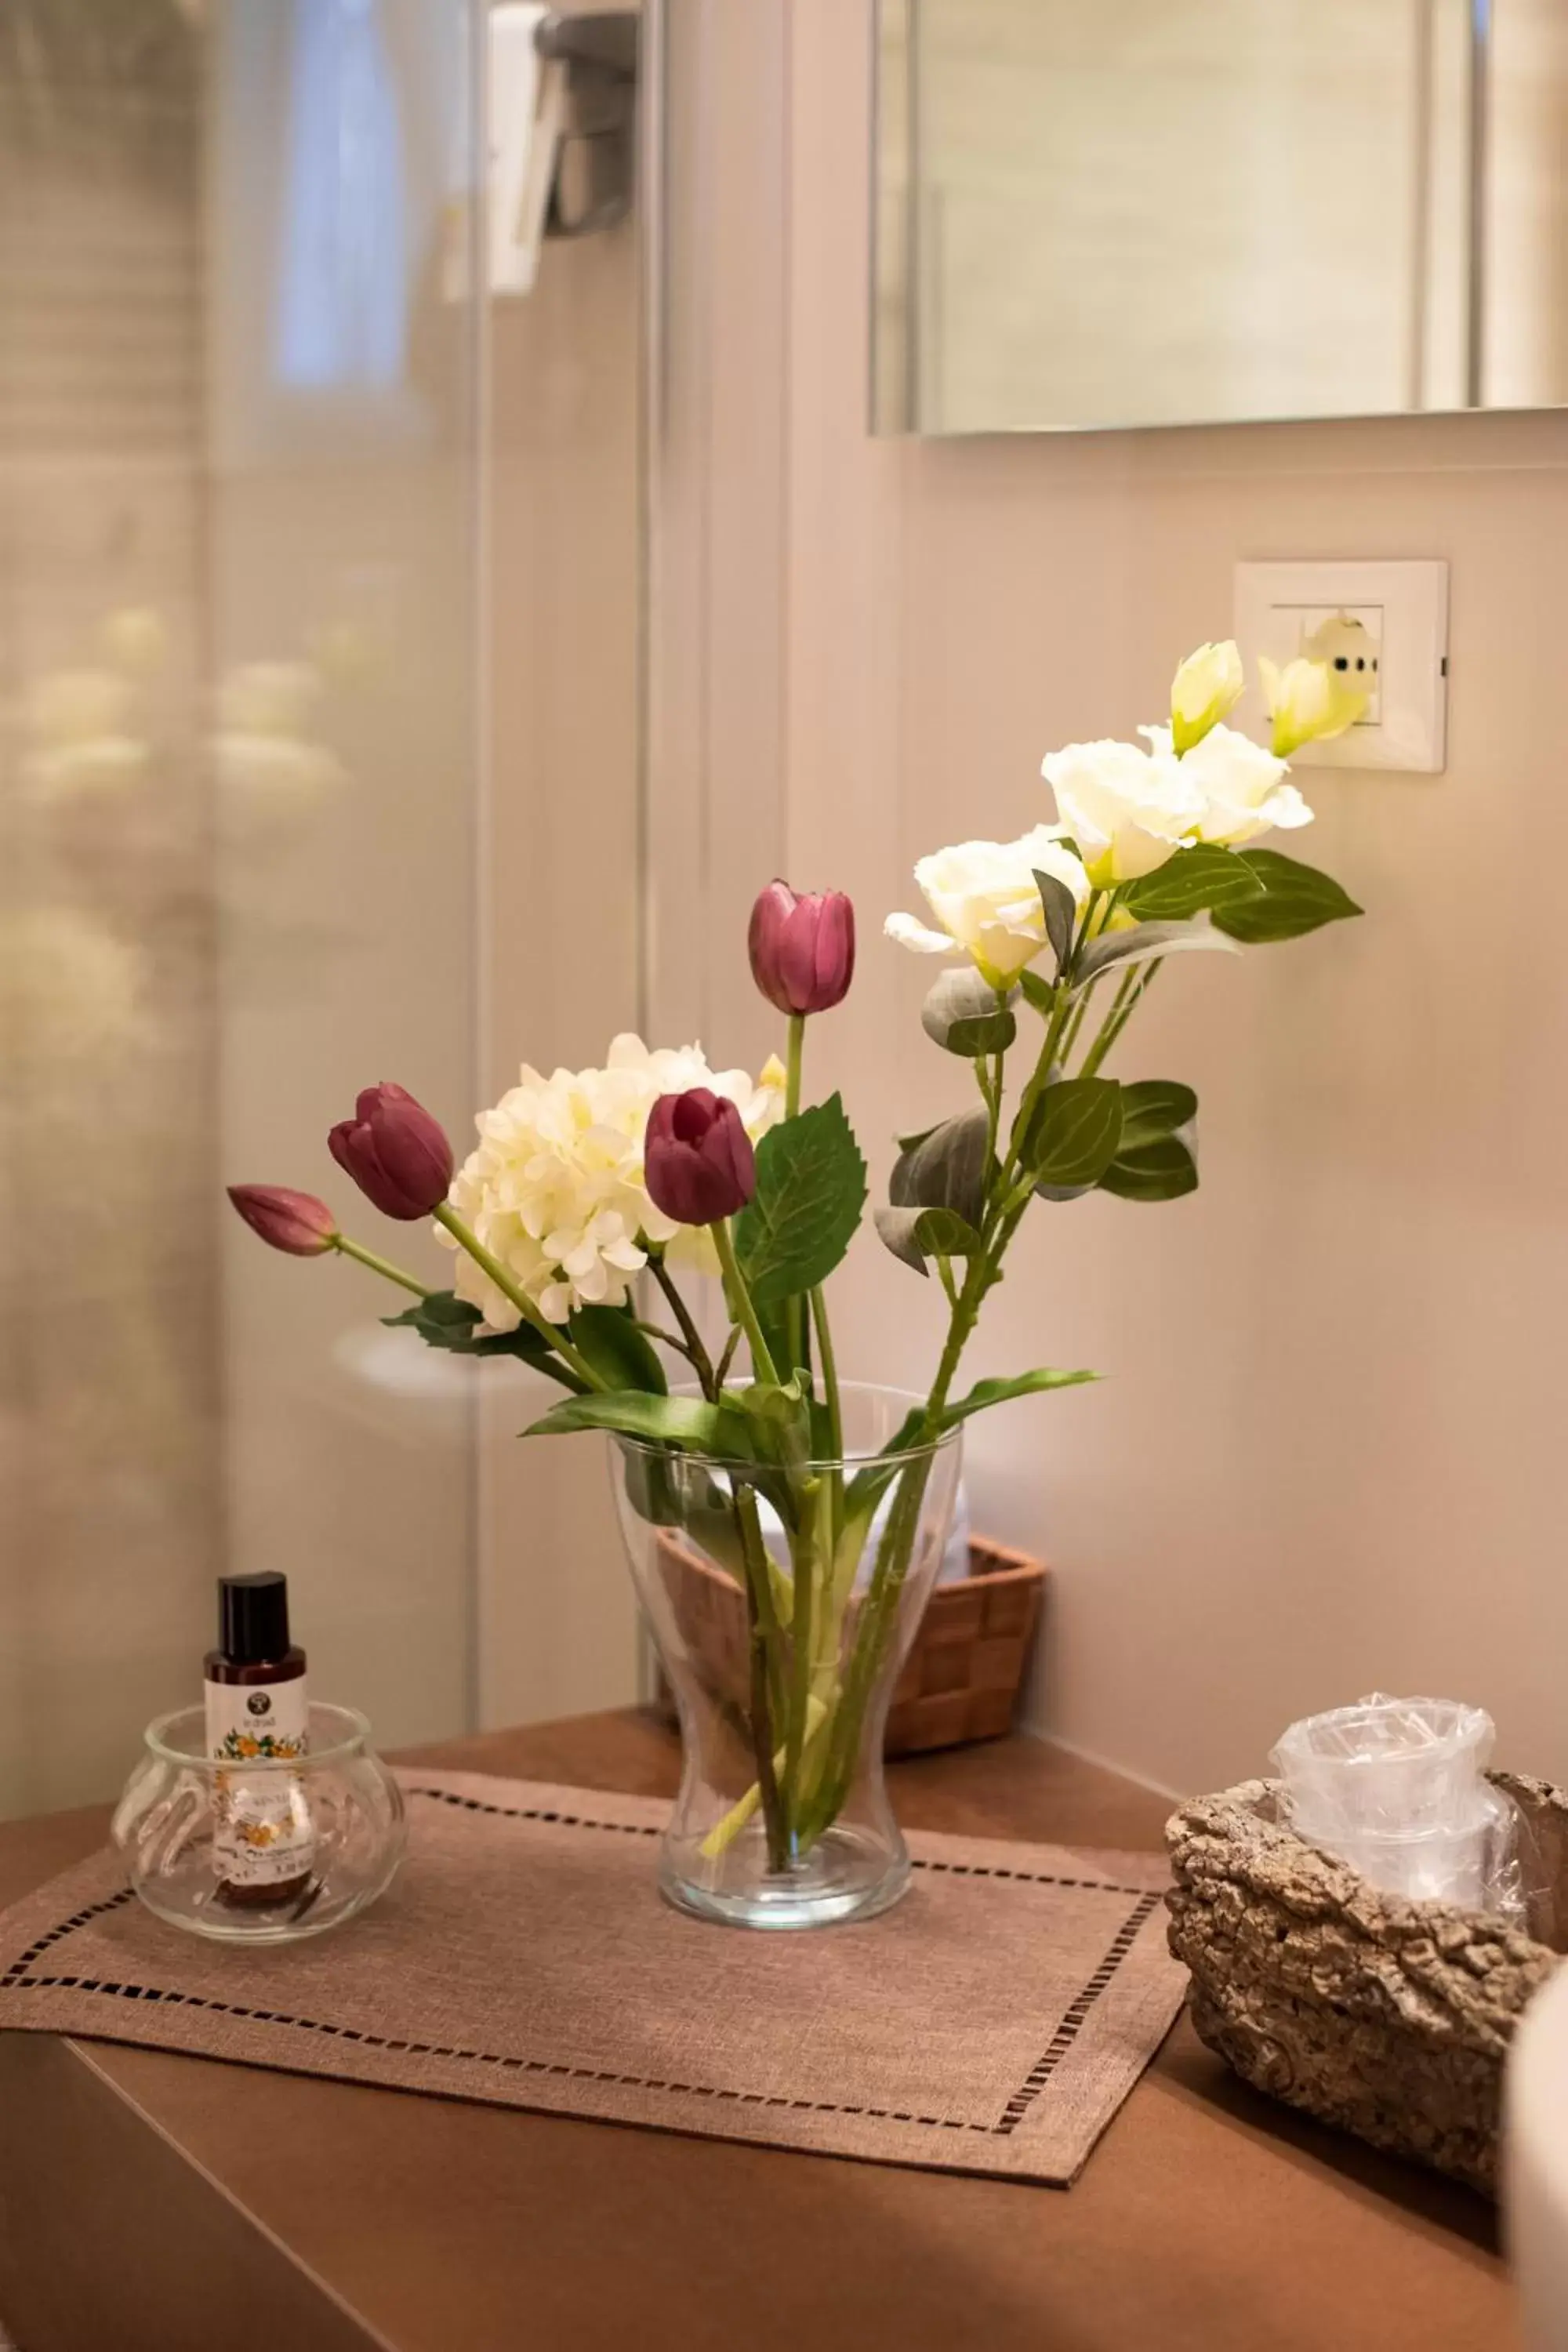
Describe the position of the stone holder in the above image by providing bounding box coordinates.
[1165,1771,1568,2194]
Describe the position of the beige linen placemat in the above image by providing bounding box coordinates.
[0,1769,1183,2185]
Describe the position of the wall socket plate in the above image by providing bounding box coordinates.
[1233,560,1449,773]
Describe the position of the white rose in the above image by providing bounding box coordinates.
[884,826,1089,985]
[441,1034,785,1328]
[1259,655,1366,759]
[1040,739,1203,887]
[1170,639,1243,754]
[1142,722,1313,848]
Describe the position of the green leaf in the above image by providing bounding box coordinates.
[1100,1134,1198,1201]
[1116,1080,1197,1152]
[1033,869,1078,973]
[1121,847,1266,921]
[734,1094,867,1309]
[1017,968,1057,1014]
[523,1390,754,1451]
[568,1303,667,1395]
[920,967,1017,1058]
[383,1291,586,1389]
[1211,849,1364,943]
[873,1203,984,1276]
[1014,1076,1123,1190]
[889,1105,991,1228]
[938,1367,1100,1425]
[1073,917,1242,992]
[844,1366,1100,1517]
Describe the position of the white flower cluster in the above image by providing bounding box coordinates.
[885,641,1322,983]
[441,1034,786,1329]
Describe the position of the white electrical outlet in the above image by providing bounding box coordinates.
[1233,561,1448,772]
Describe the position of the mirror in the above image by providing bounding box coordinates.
[874,0,1568,435]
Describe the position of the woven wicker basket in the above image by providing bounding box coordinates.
[652,1532,1047,1757]
[1166,1771,1568,2194]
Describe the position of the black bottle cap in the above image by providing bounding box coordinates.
[217,1573,291,1665]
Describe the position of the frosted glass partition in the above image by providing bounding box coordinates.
[0,0,485,1814]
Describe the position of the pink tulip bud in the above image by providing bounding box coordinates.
[747,880,855,1017]
[227,1185,339,1257]
[328,1083,454,1221]
[644,1089,756,1226]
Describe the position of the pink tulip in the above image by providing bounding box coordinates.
[747,881,855,1017]
[644,1090,756,1226]
[227,1185,338,1257]
[328,1083,453,1221]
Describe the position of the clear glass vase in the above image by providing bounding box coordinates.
[612,1385,963,1929]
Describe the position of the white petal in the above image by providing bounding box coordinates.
[884,911,956,955]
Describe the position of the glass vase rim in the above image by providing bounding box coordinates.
[614,1378,963,1473]
[144,1700,372,1772]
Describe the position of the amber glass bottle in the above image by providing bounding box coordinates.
[205,1573,313,1907]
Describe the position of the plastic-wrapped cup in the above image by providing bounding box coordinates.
[1271,1693,1519,1915]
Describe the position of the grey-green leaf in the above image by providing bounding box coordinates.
[888,1104,992,1229]
[1099,1133,1198,1202]
[1121,847,1265,921]
[920,967,1017,1058]
[1033,869,1077,972]
[873,1203,984,1276]
[1211,849,1364,943]
[1116,1079,1197,1152]
[524,1390,753,1451]
[1014,1076,1123,1190]
[1073,917,1242,992]
[734,1093,867,1308]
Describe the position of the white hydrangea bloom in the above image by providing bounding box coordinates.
[441,1034,786,1329]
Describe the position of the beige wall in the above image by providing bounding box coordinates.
[656,0,1568,1797]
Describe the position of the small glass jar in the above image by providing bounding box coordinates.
[113,1702,405,1944]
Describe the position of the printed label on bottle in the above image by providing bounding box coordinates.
[205,1679,315,1889]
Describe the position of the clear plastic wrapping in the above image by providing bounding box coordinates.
[1271,1693,1526,1921]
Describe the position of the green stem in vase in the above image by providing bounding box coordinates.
[710,1218,779,1386]
[731,1484,790,1871]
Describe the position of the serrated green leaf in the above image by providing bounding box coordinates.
[568,1303,667,1395]
[734,1093,867,1308]
[920,967,1017,1058]
[939,1367,1101,1423]
[1120,847,1265,921]
[1073,917,1242,993]
[1033,869,1078,973]
[1014,1076,1123,1190]
[524,1390,753,1451]
[1211,849,1363,943]
[383,1291,586,1389]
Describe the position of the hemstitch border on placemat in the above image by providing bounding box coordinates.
[0,1786,1166,2146]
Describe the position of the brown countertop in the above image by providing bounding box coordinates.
[0,1711,1516,2352]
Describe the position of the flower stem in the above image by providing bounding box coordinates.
[783,1011,807,1376]
[648,1254,718,1400]
[432,1204,604,1390]
[331,1235,432,1298]
[710,1218,779,1386]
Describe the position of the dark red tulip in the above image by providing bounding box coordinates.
[747,880,855,1017]
[644,1089,756,1225]
[227,1185,338,1257]
[328,1083,453,1221]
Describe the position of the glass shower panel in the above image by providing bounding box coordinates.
[0,0,484,1815]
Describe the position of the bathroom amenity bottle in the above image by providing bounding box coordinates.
[205,1573,314,1906]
